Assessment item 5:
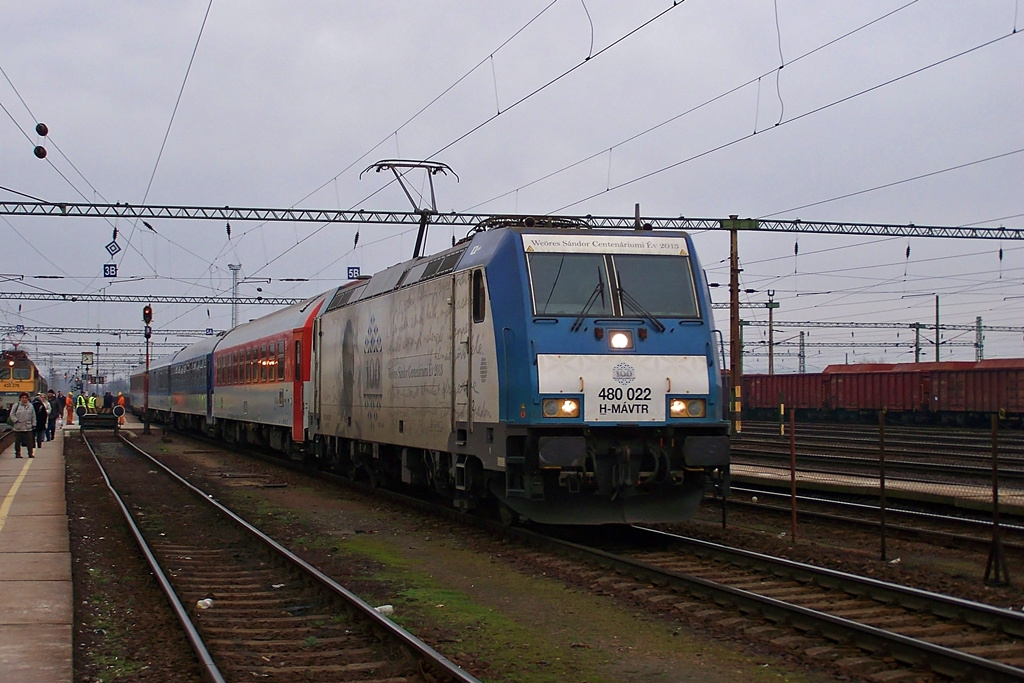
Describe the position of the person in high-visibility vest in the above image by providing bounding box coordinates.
[117,392,126,425]
[65,394,74,425]
[87,393,97,414]
[75,393,87,415]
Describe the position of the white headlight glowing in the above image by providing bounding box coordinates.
[543,398,580,418]
[609,331,633,349]
[670,398,706,418]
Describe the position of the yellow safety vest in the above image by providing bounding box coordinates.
[87,396,96,409]
[76,395,86,407]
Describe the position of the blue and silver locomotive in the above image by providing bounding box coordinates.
[310,220,729,524]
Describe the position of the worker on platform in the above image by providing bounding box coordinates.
[8,392,36,458]
[117,392,126,425]
[75,392,87,416]
[65,393,74,425]
[32,393,49,448]
[46,390,59,440]
[87,393,97,414]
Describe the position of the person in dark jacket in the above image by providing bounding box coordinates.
[9,392,35,458]
[46,390,60,440]
[103,391,114,414]
[32,393,49,448]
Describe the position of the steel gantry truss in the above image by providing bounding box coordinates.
[0,325,220,337]
[747,320,1024,333]
[0,292,298,305]
[25,340,184,349]
[0,202,1021,239]
[0,291,767,309]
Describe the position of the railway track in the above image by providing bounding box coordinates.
[733,420,1024,494]
[145,424,1024,680]
[521,525,1024,681]
[80,432,479,683]
[725,484,1024,554]
[279,455,1024,680]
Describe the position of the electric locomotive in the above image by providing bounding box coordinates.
[0,349,48,422]
[310,221,729,524]
[129,219,730,525]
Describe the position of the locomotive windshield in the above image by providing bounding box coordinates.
[530,253,614,317]
[528,251,699,319]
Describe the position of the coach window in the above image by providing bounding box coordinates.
[252,346,258,382]
[258,345,265,382]
[245,348,251,383]
[472,270,486,323]
[277,340,285,381]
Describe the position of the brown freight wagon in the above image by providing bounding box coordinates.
[742,372,827,421]
[744,360,1024,426]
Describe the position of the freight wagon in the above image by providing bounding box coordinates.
[742,359,1024,426]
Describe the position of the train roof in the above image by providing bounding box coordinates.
[167,334,221,365]
[141,353,178,373]
[218,290,334,347]
[822,359,1024,373]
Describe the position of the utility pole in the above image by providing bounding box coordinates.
[142,305,152,435]
[935,295,940,362]
[729,221,741,434]
[799,332,806,373]
[228,264,242,329]
[767,290,779,375]
[913,323,922,362]
[976,316,984,361]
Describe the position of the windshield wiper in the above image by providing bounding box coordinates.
[618,286,666,333]
[570,270,605,332]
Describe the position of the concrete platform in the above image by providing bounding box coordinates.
[0,426,71,683]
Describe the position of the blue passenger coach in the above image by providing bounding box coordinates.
[311,222,729,524]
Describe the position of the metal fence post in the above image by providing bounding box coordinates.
[984,413,1010,585]
[879,409,887,562]
[789,408,797,545]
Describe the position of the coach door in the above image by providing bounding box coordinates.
[452,270,473,439]
[292,332,304,442]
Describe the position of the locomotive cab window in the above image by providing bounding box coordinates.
[472,270,486,323]
[528,253,613,317]
[614,254,699,318]
[527,251,699,319]
[13,367,31,380]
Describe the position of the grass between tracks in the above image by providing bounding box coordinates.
[224,487,820,683]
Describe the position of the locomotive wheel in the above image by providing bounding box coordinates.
[497,501,519,527]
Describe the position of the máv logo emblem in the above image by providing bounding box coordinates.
[612,362,635,386]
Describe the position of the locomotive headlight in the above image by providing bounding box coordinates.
[543,398,580,418]
[609,330,633,350]
[670,398,706,418]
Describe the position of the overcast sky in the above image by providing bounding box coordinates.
[2,0,1022,380]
